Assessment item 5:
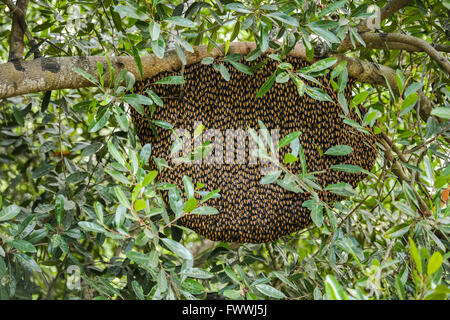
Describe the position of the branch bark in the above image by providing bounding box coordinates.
[339,32,450,75]
[357,0,411,32]
[3,0,41,61]
[379,0,412,22]
[0,42,408,97]
[5,0,30,61]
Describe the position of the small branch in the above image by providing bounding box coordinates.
[356,0,411,32]
[339,37,450,54]
[3,0,41,61]
[378,135,432,217]
[372,33,450,74]
[339,32,450,74]
[4,0,29,61]
[380,0,412,22]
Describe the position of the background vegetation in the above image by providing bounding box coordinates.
[0,0,449,300]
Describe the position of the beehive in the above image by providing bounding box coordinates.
[131,55,376,243]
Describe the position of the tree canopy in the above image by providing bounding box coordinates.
[0,0,449,300]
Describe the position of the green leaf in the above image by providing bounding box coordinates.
[9,239,36,253]
[181,268,214,279]
[55,194,64,226]
[254,283,285,299]
[124,94,153,108]
[225,3,253,13]
[215,63,230,81]
[78,221,106,233]
[164,16,195,28]
[0,204,21,222]
[66,171,89,184]
[140,143,152,165]
[256,72,276,98]
[324,183,356,197]
[106,169,130,185]
[331,164,367,174]
[15,252,41,273]
[385,223,411,238]
[134,199,147,212]
[152,120,173,130]
[191,206,219,215]
[12,106,24,126]
[174,35,194,53]
[305,86,333,102]
[81,142,103,157]
[427,252,443,276]
[226,60,253,75]
[115,205,126,228]
[259,23,269,52]
[131,280,145,300]
[89,109,111,133]
[267,12,299,27]
[107,141,126,166]
[309,26,341,44]
[182,278,204,295]
[184,197,198,213]
[155,75,185,85]
[175,43,186,65]
[318,0,347,18]
[303,57,337,73]
[325,275,348,300]
[148,22,160,41]
[325,145,353,156]
[409,238,422,274]
[94,201,104,224]
[278,131,301,149]
[142,170,158,186]
[201,57,214,65]
[161,238,193,260]
[284,153,298,164]
[303,196,323,227]
[261,170,282,184]
[400,92,418,116]
[126,251,151,266]
[183,175,195,199]
[430,107,450,120]
[32,164,55,179]
[151,37,165,59]
[200,189,220,204]
[73,67,99,85]
[114,5,149,20]
[114,186,131,209]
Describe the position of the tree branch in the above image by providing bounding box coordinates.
[339,37,450,54]
[352,33,450,74]
[3,0,41,61]
[0,41,434,122]
[378,135,432,217]
[356,0,411,32]
[5,0,29,61]
[379,0,412,22]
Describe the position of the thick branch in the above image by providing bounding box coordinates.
[0,41,433,122]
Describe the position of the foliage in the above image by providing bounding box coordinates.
[0,0,449,300]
